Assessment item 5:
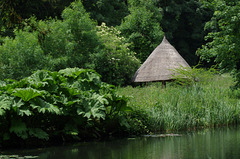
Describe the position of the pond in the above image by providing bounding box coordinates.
[1,126,240,159]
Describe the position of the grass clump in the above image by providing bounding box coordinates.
[117,71,240,134]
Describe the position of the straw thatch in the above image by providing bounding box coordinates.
[132,36,190,82]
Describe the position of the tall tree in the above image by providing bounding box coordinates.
[0,0,74,37]
[157,0,213,65]
[82,0,128,26]
[197,0,240,87]
[119,0,164,62]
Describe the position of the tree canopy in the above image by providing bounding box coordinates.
[157,0,213,65]
[197,0,240,87]
[2,0,240,87]
[118,0,164,62]
[82,0,128,26]
[0,1,139,86]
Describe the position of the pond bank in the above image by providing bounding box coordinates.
[1,126,240,159]
[117,73,240,134]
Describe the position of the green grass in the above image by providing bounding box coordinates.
[117,73,240,133]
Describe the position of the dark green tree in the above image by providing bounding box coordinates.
[118,0,164,62]
[82,0,128,26]
[0,0,74,23]
[0,0,74,37]
[157,0,213,66]
[197,0,240,87]
[29,1,101,71]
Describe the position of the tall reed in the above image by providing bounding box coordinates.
[117,73,240,133]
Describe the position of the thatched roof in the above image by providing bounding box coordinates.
[132,36,190,82]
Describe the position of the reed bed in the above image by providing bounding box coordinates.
[117,74,240,133]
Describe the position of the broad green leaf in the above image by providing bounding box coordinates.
[18,109,32,116]
[30,97,62,115]
[29,128,49,140]
[12,88,46,101]
[89,105,106,120]
[0,95,12,115]
[27,70,56,89]
[59,67,85,78]
[92,93,108,105]
[82,96,106,120]
[10,119,28,139]
[12,98,24,108]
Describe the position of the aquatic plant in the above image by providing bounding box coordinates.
[117,73,240,133]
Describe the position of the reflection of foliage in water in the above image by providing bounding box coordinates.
[4,127,239,159]
[0,155,38,159]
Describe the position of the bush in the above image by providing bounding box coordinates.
[0,30,46,80]
[0,68,130,146]
[94,23,140,86]
[171,65,218,86]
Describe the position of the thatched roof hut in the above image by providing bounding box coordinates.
[132,36,190,83]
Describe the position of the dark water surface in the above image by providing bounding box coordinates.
[1,127,240,159]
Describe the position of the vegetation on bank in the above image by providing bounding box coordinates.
[0,1,140,86]
[1,0,240,148]
[117,72,240,134]
[2,67,239,147]
[0,68,131,147]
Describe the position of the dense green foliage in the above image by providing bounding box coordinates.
[0,30,46,79]
[198,0,240,88]
[82,0,128,26]
[0,68,130,146]
[0,0,74,38]
[119,0,164,62]
[0,1,139,86]
[94,23,140,86]
[0,0,74,26]
[157,0,213,65]
[1,0,216,68]
[42,1,100,70]
[118,73,240,133]
[1,0,240,147]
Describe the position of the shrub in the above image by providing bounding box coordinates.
[94,23,140,86]
[0,30,46,80]
[0,68,130,146]
[171,65,218,86]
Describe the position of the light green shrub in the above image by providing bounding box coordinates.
[94,23,140,86]
[0,30,46,80]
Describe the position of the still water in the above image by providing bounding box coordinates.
[1,127,240,159]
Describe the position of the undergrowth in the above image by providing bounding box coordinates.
[117,71,240,134]
[0,68,131,147]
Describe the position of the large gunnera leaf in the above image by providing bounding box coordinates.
[0,95,12,115]
[10,119,28,139]
[12,88,46,102]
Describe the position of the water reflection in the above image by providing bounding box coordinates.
[2,127,240,159]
